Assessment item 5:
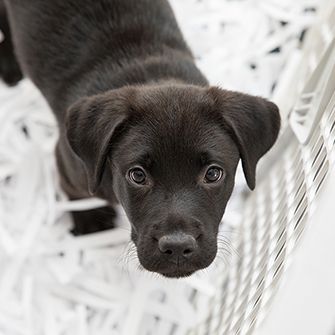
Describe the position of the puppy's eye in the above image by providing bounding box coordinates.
[204,166,223,183]
[129,167,146,184]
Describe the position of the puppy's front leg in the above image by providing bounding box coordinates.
[70,206,116,236]
[56,139,117,235]
[0,0,22,86]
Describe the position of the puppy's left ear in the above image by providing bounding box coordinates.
[65,90,130,194]
[208,87,281,190]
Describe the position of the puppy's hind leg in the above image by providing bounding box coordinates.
[0,0,23,86]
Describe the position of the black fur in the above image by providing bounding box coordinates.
[0,1,22,85]
[1,0,280,277]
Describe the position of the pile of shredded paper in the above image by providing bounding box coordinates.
[0,0,320,334]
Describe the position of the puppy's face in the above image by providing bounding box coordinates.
[110,93,240,277]
[66,85,280,278]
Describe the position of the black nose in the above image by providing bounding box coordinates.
[158,233,197,258]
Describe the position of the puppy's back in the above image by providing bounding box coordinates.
[5,0,196,107]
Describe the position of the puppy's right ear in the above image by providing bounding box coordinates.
[65,90,130,195]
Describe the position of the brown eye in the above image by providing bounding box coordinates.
[129,167,146,184]
[204,166,223,183]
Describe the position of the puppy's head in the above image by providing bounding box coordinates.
[66,85,280,278]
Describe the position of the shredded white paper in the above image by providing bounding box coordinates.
[0,0,320,334]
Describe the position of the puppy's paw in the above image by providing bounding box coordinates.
[71,206,116,235]
[0,46,23,86]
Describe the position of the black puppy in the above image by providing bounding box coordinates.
[1,0,280,278]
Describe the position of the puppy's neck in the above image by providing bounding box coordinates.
[64,54,205,106]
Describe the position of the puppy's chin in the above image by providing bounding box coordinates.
[146,261,211,278]
[137,252,216,279]
[159,270,195,279]
[145,264,199,279]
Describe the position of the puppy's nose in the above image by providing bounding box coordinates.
[158,233,197,258]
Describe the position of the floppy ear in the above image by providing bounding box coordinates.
[208,87,281,190]
[65,90,129,195]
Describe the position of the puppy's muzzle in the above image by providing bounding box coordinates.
[136,215,217,277]
[158,232,198,264]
